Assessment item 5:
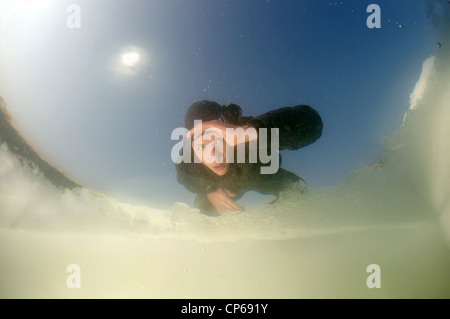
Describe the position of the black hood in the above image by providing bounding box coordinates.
[184,100,243,130]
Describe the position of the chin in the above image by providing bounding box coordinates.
[209,165,229,176]
[214,170,228,176]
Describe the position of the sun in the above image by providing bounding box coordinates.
[122,52,140,66]
[109,45,148,77]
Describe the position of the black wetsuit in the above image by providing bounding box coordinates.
[176,104,323,216]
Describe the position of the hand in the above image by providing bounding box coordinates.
[187,120,257,147]
[207,187,243,215]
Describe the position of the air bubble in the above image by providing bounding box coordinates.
[437,42,442,48]
[398,24,404,29]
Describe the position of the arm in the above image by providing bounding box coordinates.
[186,120,257,146]
[206,188,243,215]
[176,163,243,214]
[246,105,323,150]
[176,162,220,195]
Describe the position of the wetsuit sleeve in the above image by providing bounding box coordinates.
[246,105,323,150]
[176,162,220,195]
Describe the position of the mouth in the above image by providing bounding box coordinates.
[212,163,226,171]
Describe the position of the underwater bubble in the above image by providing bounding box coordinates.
[398,24,404,29]
[437,42,442,48]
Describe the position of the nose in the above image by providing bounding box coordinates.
[202,139,226,164]
[210,149,218,164]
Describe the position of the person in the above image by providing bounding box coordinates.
[176,100,323,216]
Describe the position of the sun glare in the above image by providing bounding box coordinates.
[122,52,140,66]
[110,46,148,77]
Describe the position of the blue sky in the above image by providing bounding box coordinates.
[0,0,439,208]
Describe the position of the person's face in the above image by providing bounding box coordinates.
[192,131,230,176]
